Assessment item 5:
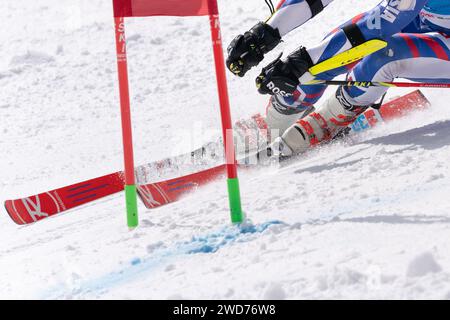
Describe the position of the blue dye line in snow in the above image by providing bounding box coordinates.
[42,220,285,299]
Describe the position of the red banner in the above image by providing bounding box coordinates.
[113,0,211,17]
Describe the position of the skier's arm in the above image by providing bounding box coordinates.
[226,0,334,77]
[267,0,334,37]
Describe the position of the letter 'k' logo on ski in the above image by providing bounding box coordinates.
[21,196,49,222]
[137,186,161,208]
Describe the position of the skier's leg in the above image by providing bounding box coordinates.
[344,32,450,106]
[265,85,324,136]
[263,6,390,139]
[276,32,450,156]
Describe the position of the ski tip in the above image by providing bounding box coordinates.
[415,89,431,106]
[4,200,26,225]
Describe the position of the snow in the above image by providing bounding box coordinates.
[1,0,450,299]
[407,252,442,278]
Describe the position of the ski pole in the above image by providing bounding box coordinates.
[303,80,450,89]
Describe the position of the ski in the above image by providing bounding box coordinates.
[349,89,430,132]
[138,90,431,209]
[5,172,125,225]
[4,144,212,225]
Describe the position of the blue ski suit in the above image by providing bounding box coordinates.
[267,0,450,110]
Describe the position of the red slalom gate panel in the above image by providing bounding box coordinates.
[5,173,125,225]
[137,164,227,209]
[352,90,431,132]
[113,0,209,17]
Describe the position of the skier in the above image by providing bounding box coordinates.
[226,0,450,158]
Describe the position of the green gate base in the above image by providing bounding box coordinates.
[227,178,244,224]
[125,184,139,228]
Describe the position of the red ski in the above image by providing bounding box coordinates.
[137,165,227,209]
[5,173,125,225]
[350,90,430,132]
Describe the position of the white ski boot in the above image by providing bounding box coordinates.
[273,87,369,156]
[233,95,314,156]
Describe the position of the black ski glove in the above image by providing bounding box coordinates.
[226,22,281,77]
[256,46,314,97]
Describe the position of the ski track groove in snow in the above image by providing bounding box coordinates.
[1,0,450,299]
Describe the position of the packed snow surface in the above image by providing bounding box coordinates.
[1,0,450,299]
